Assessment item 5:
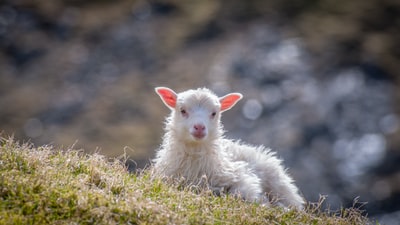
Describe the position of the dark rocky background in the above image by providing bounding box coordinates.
[1,0,400,223]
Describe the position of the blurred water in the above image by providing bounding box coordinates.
[242,99,263,120]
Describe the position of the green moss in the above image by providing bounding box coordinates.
[0,136,374,224]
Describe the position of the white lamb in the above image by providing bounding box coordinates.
[152,86,305,209]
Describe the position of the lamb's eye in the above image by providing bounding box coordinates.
[180,109,187,115]
[211,112,216,117]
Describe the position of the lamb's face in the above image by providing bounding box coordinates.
[174,89,221,143]
[155,87,243,144]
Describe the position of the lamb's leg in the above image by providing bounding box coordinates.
[262,167,304,209]
[251,151,304,209]
[227,142,305,209]
[227,164,268,204]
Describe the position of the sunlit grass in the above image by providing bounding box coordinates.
[0,136,374,224]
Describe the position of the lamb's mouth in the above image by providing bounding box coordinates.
[191,131,206,139]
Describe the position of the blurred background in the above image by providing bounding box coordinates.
[1,0,399,223]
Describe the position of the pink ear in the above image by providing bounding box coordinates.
[219,93,243,112]
[155,87,177,109]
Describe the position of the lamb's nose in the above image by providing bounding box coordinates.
[193,124,205,131]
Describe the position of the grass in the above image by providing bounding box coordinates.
[0,136,374,224]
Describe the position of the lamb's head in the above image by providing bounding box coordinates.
[155,87,242,144]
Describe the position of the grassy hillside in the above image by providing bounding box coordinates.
[0,136,373,224]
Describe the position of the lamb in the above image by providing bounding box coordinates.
[152,86,305,209]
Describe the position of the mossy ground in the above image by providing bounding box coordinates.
[0,136,374,224]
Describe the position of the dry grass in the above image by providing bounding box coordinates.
[0,136,375,224]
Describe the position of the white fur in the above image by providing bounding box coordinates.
[153,87,305,209]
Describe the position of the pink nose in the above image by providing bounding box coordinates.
[192,124,206,139]
[193,124,205,131]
